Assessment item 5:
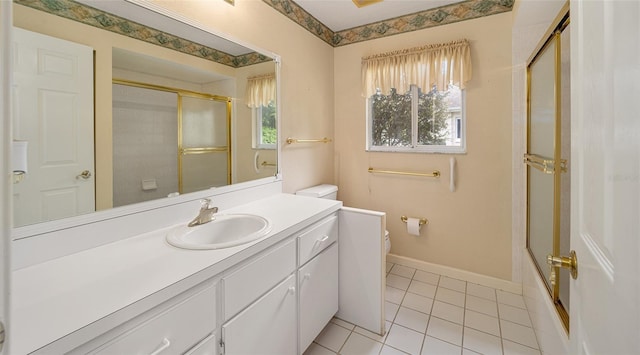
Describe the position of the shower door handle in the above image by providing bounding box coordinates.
[546,250,578,280]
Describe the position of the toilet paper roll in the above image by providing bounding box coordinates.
[406,217,421,236]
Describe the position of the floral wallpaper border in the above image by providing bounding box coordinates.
[14,0,272,68]
[263,0,514,47]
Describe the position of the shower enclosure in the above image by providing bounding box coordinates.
[112,81,231,207]
[525,9,572,331]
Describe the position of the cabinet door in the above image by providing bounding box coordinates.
[298,243,339,354]
[222,274,296,355]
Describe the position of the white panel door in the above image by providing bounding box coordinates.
[570,1,639,353]
[12,27,94,227]
[1,2,11,353]
[337,207,385,335]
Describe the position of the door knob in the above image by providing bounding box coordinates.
[76,170,92,179]
[546,250,578,280]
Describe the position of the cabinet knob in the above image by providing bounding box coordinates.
[288,286,296,295]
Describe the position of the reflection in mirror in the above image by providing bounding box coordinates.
[12,0,278,229]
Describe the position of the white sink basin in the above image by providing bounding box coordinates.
[166,214,272,250]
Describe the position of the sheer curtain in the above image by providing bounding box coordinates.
[246,73,276,108]
[361,39,472,97]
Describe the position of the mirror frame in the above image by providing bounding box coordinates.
[10,0,282,240]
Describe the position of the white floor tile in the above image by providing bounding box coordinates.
[439,277,466,293]
[408,280,437,299]
[341,332,384,355]
[381,345,410,355]
[464,310,500,336]
[303,343,336,355]
[499,303,532,327]
[354,321,392,343]
[465,295,499,317]
[462,348,482,355]
[386,301,400,322]
[387,262,395,273]
[387,285,407,304]
[391,264,417,279]
[413,270,440,285]
[431,301,464,325]
[466,283,497,301]
[395,307,430,333]
[385,324,425,355]
[402,292,434,314]
[463,327,502,355]
[503,339,542,355]
[435,287,466,307]
[388,274,412,290]
[500,319,539,349]
[331,317,355,331]
[421,335,462,355]
[497,290,527,309]
[426,317,463,346]
[314,322,351,352]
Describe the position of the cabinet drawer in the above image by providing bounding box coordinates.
[223,238,296,319]
[185,333,216,355]
[90,283,216,355]
[298,215,338,266]
[299,243,339,353]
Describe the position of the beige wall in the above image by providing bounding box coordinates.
[334,13,513,280]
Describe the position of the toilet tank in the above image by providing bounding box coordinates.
[295,184,338,200]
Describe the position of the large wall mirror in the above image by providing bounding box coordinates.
[11,0,280,234]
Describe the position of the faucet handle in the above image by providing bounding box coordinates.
[200,198,211,209]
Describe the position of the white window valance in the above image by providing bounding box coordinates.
[361,39,472,97]
[246,73,276,108]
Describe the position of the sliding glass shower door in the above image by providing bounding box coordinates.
[179,94,231,193]
[525,11,571,331]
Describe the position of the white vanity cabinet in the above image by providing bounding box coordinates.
[20,196,386,355]
[219,238,297,355]
[67,281,217,355]
[297,215,339,354]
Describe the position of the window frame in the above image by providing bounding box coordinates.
[366,85,467,154]
[252,103,277,150]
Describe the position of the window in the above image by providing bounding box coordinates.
[253,100,277,149]
[246,73,276,149]
[361,39,471,153]
[367,84,465,153]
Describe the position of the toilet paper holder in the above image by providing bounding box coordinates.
[400,216,428,226]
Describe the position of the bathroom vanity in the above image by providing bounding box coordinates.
[11,191,385,354]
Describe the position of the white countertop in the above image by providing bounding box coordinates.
[11,193,341,354]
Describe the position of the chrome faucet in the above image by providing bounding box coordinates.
[188,198,219,227]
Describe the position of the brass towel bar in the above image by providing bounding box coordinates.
[261,161,276,167]
[368,167,440,178]
[286,137,332,144]
[523,154,567,174]
[401,215,429,226]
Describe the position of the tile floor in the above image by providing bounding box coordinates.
[305,262,541,355]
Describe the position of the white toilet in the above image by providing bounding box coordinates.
[295,184,391,254]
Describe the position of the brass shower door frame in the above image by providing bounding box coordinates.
[112,79,232,194]
[525,5,570,333]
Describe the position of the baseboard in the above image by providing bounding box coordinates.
[387,254,522,294]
